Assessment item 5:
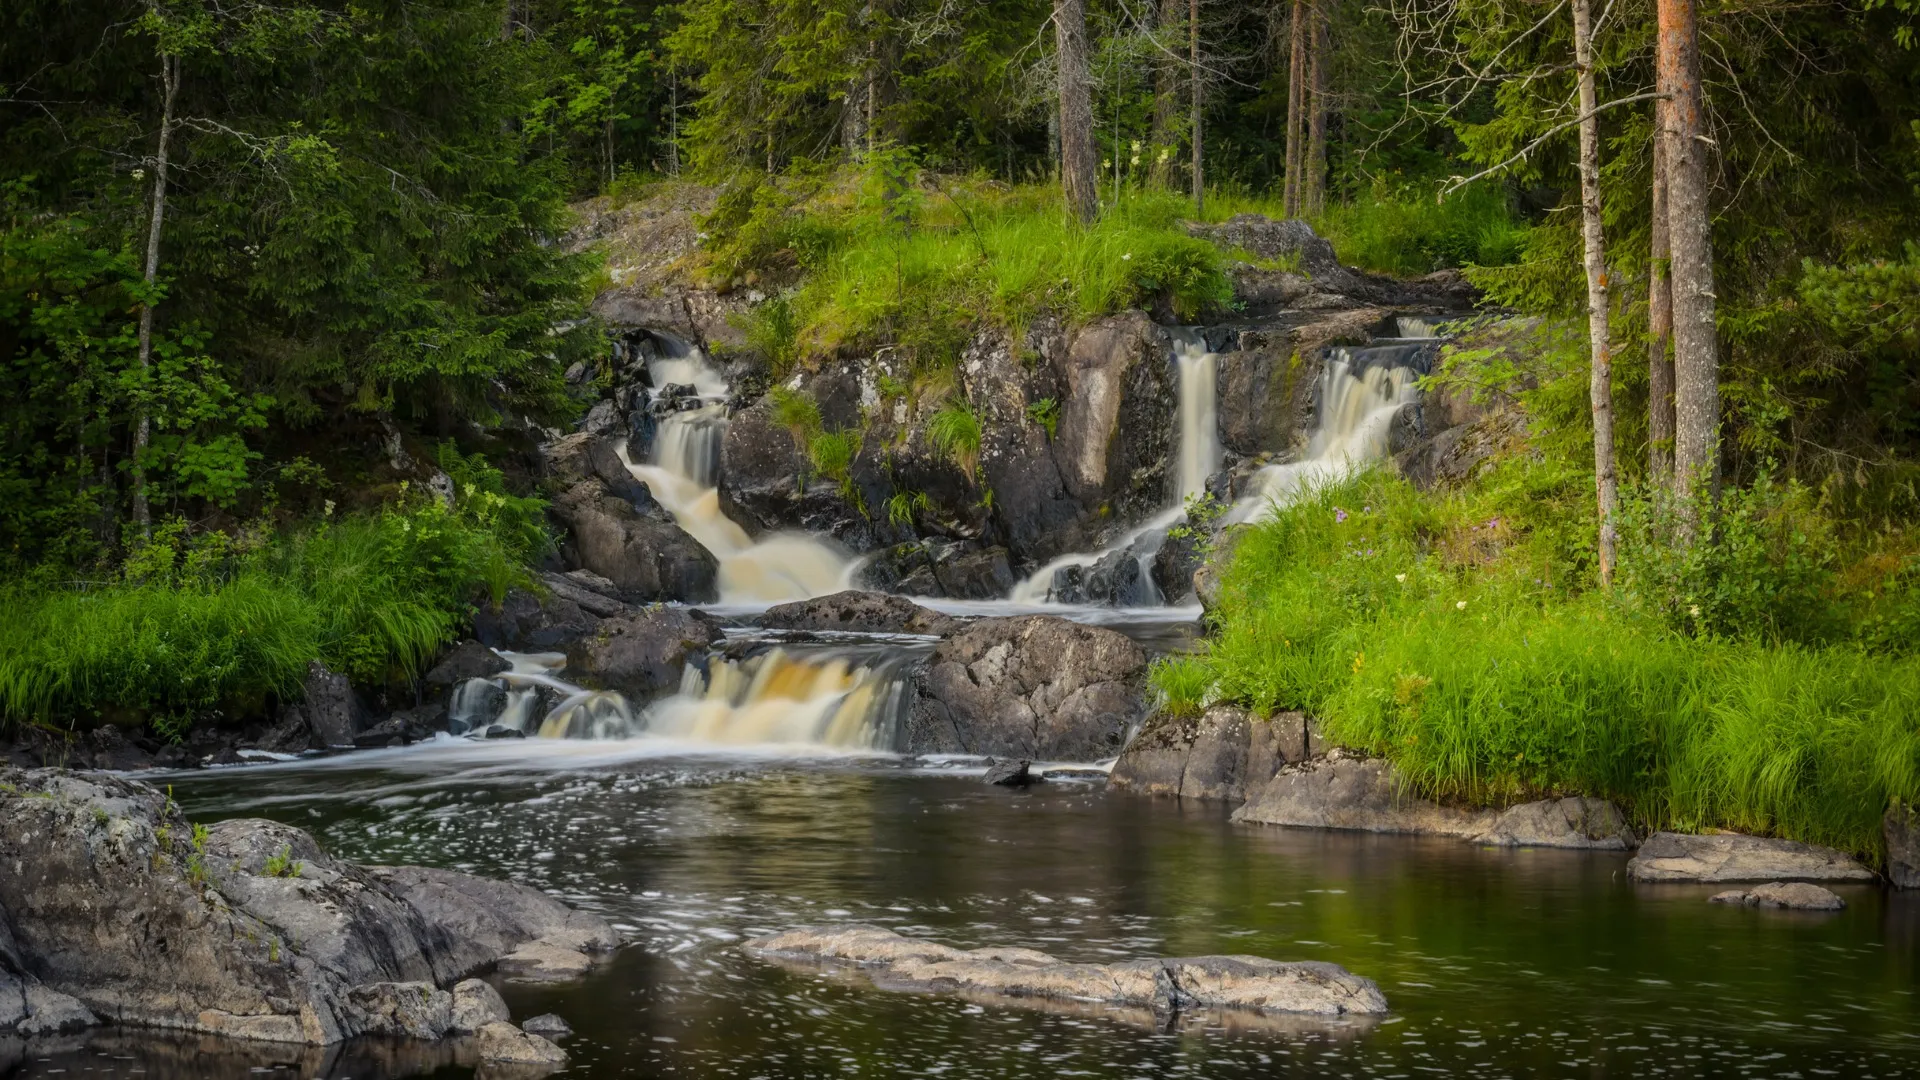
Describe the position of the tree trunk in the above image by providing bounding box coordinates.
[1189,0,1203,214]
[1282,0,1307,217]
[1303,1,1328,215]
[1148,0,1181,188]
[1572,0,1617,584]
[1646,97,1674,482]
[1054,0,1099,224]
[1657,0,1719,510]
[667,65,680,176]
[132,52,180,541]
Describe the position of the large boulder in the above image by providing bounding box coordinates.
[1886,803,1919,889]
[746,925,1387,1020]
[1111,708,1316,802]
[564,606,725,700]
[272,660,368,751]
[1627,831,1876,884]
[0,768,615,1046]
[471,588,601,652]
[760,590,961,636]
[1477,797,1638,851]
[551,478,718,601]
[960,325,1091,565]
[1051,312,1175,525]
[908,616,1148,761]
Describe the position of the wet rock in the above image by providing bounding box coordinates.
[745,925,1387,1018]
[551,478,718,602]
[520,1013,572,1038]
[476,1020,569,1065]
[908,615,1148,761]
[1478,797,1638,851]
[933,545,1016,599]
[1048,548,1153,607]
[1709,882,1847,911]
[471,589,600,652]
[565,606,724,701]
[982,760,1037,787]
[759,590,961,636]
[425,641,511,688]
[1887,803,1919,889]
[1231,751,1499,837]
[1627,832,1876,884]
[497,942,595,982]
[449,979,510,1033]
[961,327,1089,565]
[12,984,98,1036]
[1051,312,1175,525]
[535,570,627,618]
[274,660,368,750]
[1151,525,1205,604]
[0,768,615,1046]
[480,725,525,740]
[1111,708,1314,803]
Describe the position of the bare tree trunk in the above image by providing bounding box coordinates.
[1657,0,1719,510]
[1303,1,1328,216]
[1572,0,1617,584]
[1282,0,1307,216]
[1054,0,1099,224]
[132,52,180,541]
[1189,0,1203,214]
[667,65,680,176]
[1148,0,1181,188]
[1646,97,1674,482]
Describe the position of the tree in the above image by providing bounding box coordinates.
[1657,0,1719,508]
[1302,0,1328,215]
[1646,97,1675,483]
[1282,0,1307,217]
[1148,0,1182,188]
[1571,0,1616,582]
[1189,0,1203,213]
[1054,0,1098,223]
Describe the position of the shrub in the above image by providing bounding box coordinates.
[927,401,982,482]
[1149,656,1213,718]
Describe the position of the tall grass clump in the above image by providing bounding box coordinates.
[1188,465,1920,858]
[1312,183,1529,277]
[927,401,982,481]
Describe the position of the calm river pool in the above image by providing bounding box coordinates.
[12,741,1919,1078]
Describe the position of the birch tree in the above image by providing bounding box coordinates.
[1571,0,1617,582]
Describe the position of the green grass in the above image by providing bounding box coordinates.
[1170,466,1920,859]
[927,401,982,482]
[0,492,536,736]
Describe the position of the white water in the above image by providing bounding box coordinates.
[1009,329,1220,604]
[618,343,859,605]
[449,650,638,739]
[1225,349,1422,524]
[642,647,906,748]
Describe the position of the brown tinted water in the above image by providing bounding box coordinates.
[15,746,1920,1078]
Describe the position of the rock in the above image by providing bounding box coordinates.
[1477,797,1639,851]
[1048,548,1153,607]
[471,588,601,652]
[745,925,1387,1018]
[1051,312,1175,524]
[497,942,594,982]
[933,545,1017,600]
[982,760,1037,787]
[351,716,416,749]
[908,616,1149,761]
[565,606,724,701]
[961,327,1089,565]
[480,724,526,740]
[0,768,615,1046]
[1627,832,1876,884]
[275,660,367,750]
[1708,882,1847,911]
[424,641,511,687]
[551,478,718,601]
[1151,525,1205,604]
[449,978,510,1033]
[520,1012,572,1038]
[476,1020,569,1065]
[759,590,961,636]
[1111,708,1313,803]
[535,571,628,618]
[1887,803,1919,889]
[1231,751,1499,837]
[15,984,98,1036]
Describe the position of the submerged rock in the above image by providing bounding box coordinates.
[982,759,1037,787]
[1887,803,1920,889]
[565,606,724,701]
[1627,832,1876,884]
[1111,708,1315,803]
[1709,882,1847,911]
[745,925,1387,1019]
[476,1019,569,1065]
[520,1013,573,1038]
[760,590,961,636]
[908,615,1148,761]
[0,768,616,1046]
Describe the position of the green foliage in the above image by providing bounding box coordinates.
[1798,243,1920,351]
[263,843,304,879]
[885,489,931,528]
[767,386,823,450]
[808,428,862,501]
[1311,183,1528,277]
[1149,655,1213,719]
[1026,397,1059,439]
[927,401,982,482]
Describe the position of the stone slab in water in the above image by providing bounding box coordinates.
[1887,803,1920,889]
[744,925,1387,1018]
[1709,882,1847,911]
[1478,797,1638,851]
[0,767,614,1045]
[760,590,960,636]
[1627,831,1875,884]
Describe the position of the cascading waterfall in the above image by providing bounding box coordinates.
[1008,328,1220,605]
[617,341,858,605]
[641,648,908,748]
[448,651,638,740]
[1224,342,1426,524]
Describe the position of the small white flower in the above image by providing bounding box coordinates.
[322,499,335,517]
[132,168,146,181]
[1395,573,1407,583]
[1129,155,1140,167]
[1129,139,1141,153]
[1689,604,1701,617]
[1121,253,1132,261]
[1456,600,1468,610]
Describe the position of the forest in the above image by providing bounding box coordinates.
[4,0,1920,850]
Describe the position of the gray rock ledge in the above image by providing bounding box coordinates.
[744,924,1387,1019]
[1709,882,1847,911]
[1627,831,1875,884]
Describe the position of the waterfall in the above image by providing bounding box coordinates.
[1225,345,1423,524]
[449,651,639,740]
[640,648,908,749]
[1008,328,1219,606]
[616,343,858,605]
